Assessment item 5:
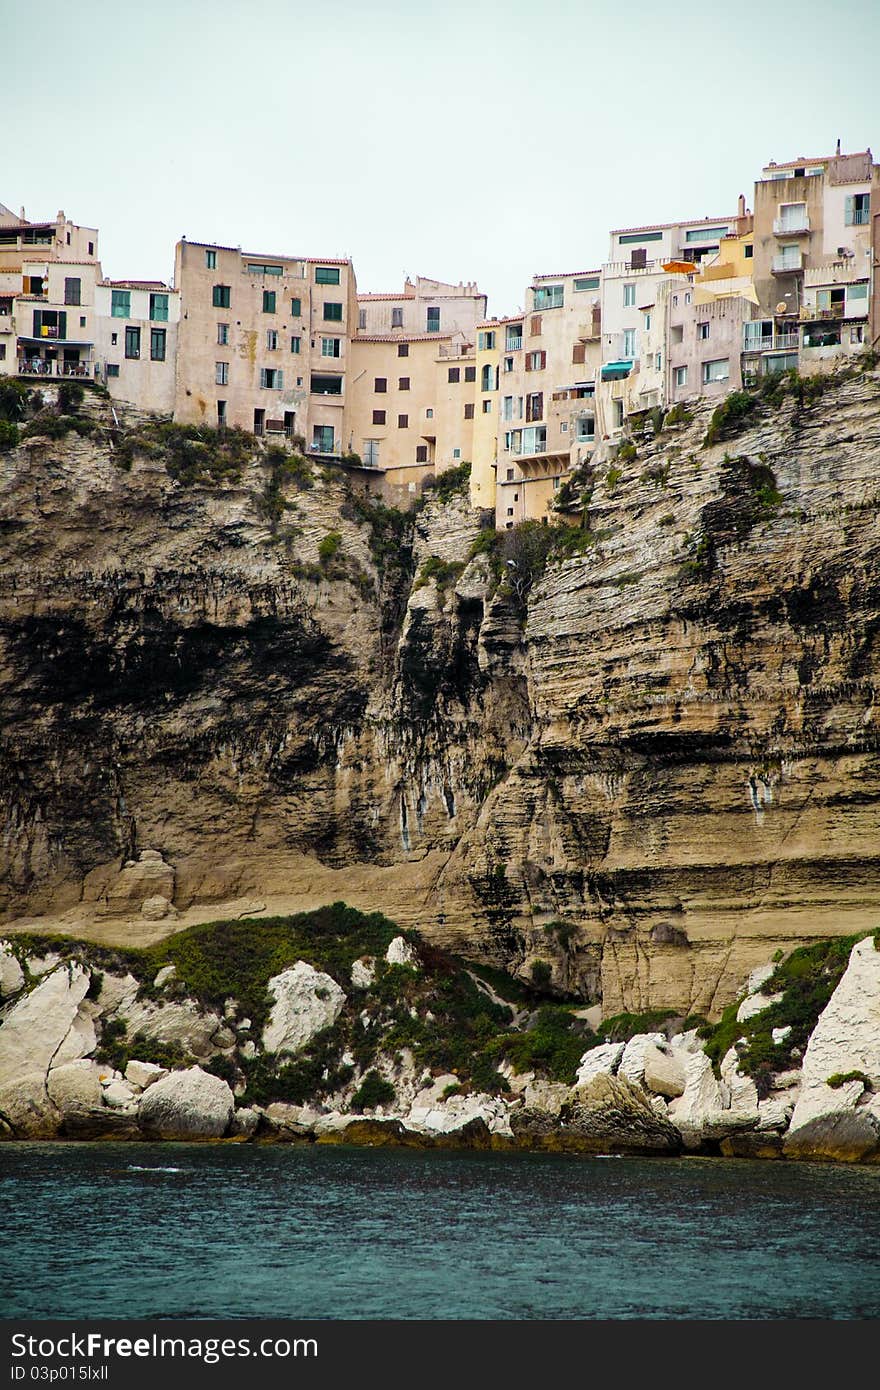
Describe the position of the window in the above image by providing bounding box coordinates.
[253,408,265,437]
[363,439,380,467]
[205,249,217,269]
[506,468,515,481]
[373,410,386,425]
[505,326,523,351]
[106,363,119,377]
[416,445,428,462]
[531,317,542,339]
[398,343,409,357]
[79,316,86,328]
[478,330,496,350]
[685,292,691,305]
[311,374,342,394]
[702,358,729,383]
[480,363,494,392]
[217,323,229,345]
[622,328,636,357]
[124,326,140,359]
[619,232,663,245]
[321,337,341,357]
[150,328,166,361]
[358,309,367,330]
[111,289,130,317]
[644,312,651,330]
[850,324,865,345]
[263,290,276,313]
[425,408,433,419]
[217,400,226,426]
[150,293,169,321]
[526,392,543,423]
[533,284,563,309]
[64,277,81,306]
[266,329,278,350]
[744,244,754,259]
[573,276,600,292]
[698,322,710,340]
[845,193,870,226]
[315,266,341,284]
[464,403,474,419]
[613,400,624,428]
[215,362,228,385]
[391,307,404,328]
[88,241,94,256]
[111,332,117,345]
[674,365,687,387]
[291,298,301,316]
[526,351,546,371]
[324,302,343,321]
[685,226,728,243]
[247,263,283,276]
[623,283,636,306]
[291,335,301,352]
[655,352,661,370]
[426,307,440,332]
[482,399,492,413]
[448,367,460,383]
[575,417,595,442]
[398,376,410,390]
[776,203,808,233]
[212,284,230,308]
[312,425,335,452]
[398,414,408,428]
[507,508,514,517]
[453,448,461,459]
[504,356,514,372]
[502,396,514,421]
[464,365,476,382]
[374,377,387,392]
[260,367,283,388]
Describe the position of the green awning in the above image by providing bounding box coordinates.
[601,360,633,381]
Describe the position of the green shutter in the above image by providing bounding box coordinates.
[291,298,301,316]
[844,195,854,225]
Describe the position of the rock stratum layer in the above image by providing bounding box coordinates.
[3,370,880,1015]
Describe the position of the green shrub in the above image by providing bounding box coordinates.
[704,391,759,447]
[488,1005,592,1084]
[826,1070,872,1090]
[57,381,85,414]
[530,960,552,988]
[115,422,257,483]
[617,442,637,464]
[413,555,465,595]
[351,1070,396,1111]
[318,530,343,564]
[0,419,19,450]
[422,461,471,500]
[0,380,31,423]
[593,1009,677,1043]
[606,466,623,491]
[664,403,693,427]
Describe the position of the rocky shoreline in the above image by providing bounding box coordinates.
[2,908,878,1165]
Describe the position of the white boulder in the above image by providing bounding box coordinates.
[0,964,91,1136]
[643,1045,686,1100]
[52,1003,98,1068]
[385,937,420,968]
[47,1059,104,1113]
[116,996,226,1060]
[0,942,24,999]
[262,962,346,1056]
[138,1066,234,1139]
[102,1079,138,1110]
[351,956,377,989]
[785,936,880,1162]
[618,1033,667,1089]
[124,1060,167,1090]
[737,992,783,1023]
[575,1042,625,1087]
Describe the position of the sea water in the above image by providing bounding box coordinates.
[2,1142,879,1320]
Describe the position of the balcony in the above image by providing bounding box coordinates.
[17,359,95,377]
[742,331,800,353]
[505,335,523,352]
[773,216,810,235]
[771,252,803,274]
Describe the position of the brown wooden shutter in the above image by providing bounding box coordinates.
[531,315,542,336]
[630,248,647,269]
[525,354,532,372]
[572,343,586,364]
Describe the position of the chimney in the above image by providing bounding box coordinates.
[836,138,841,155]
[738,193,746,217]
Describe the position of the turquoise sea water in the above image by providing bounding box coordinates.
[1,1143,879,1320]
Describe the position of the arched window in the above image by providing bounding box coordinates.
[481,363,494,392]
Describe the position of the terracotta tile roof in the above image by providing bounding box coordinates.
[354,333,453,343]
[358,291,416,301]
[104,279,175,291]
[610,216,736,235]
[763,152,870,171]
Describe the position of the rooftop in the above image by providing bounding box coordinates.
[610,216,736,235]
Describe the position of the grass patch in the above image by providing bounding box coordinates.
[704,390,759,447]
[114,422,257,482]
[826,1070,873,1090]
[413,555,466,595]
[421,461,471,501]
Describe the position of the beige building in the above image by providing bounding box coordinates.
[347,331,476,489]
[495,272,602,528]
[94,280,180,414]
[0,203,101,381]
[357,275,486,339]
[173,239,357,454]
[470,321,502,511]
[752,149,875,375]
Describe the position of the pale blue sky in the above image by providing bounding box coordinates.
[3,0,878,316]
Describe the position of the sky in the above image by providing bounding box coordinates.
[3,0,879,317]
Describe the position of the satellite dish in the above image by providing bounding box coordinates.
[775,302,788,314]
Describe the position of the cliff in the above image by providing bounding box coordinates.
[2,365,880,1018]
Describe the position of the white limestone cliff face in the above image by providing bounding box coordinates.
[0,965,91,1136]
[785,936,880,1162]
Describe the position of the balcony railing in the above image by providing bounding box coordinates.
[742,332,800,352]
[849,208,869,226]
[772,252,803,273]
[505,336,523,352]
[17,358,95,377]
[773,217,810,235]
